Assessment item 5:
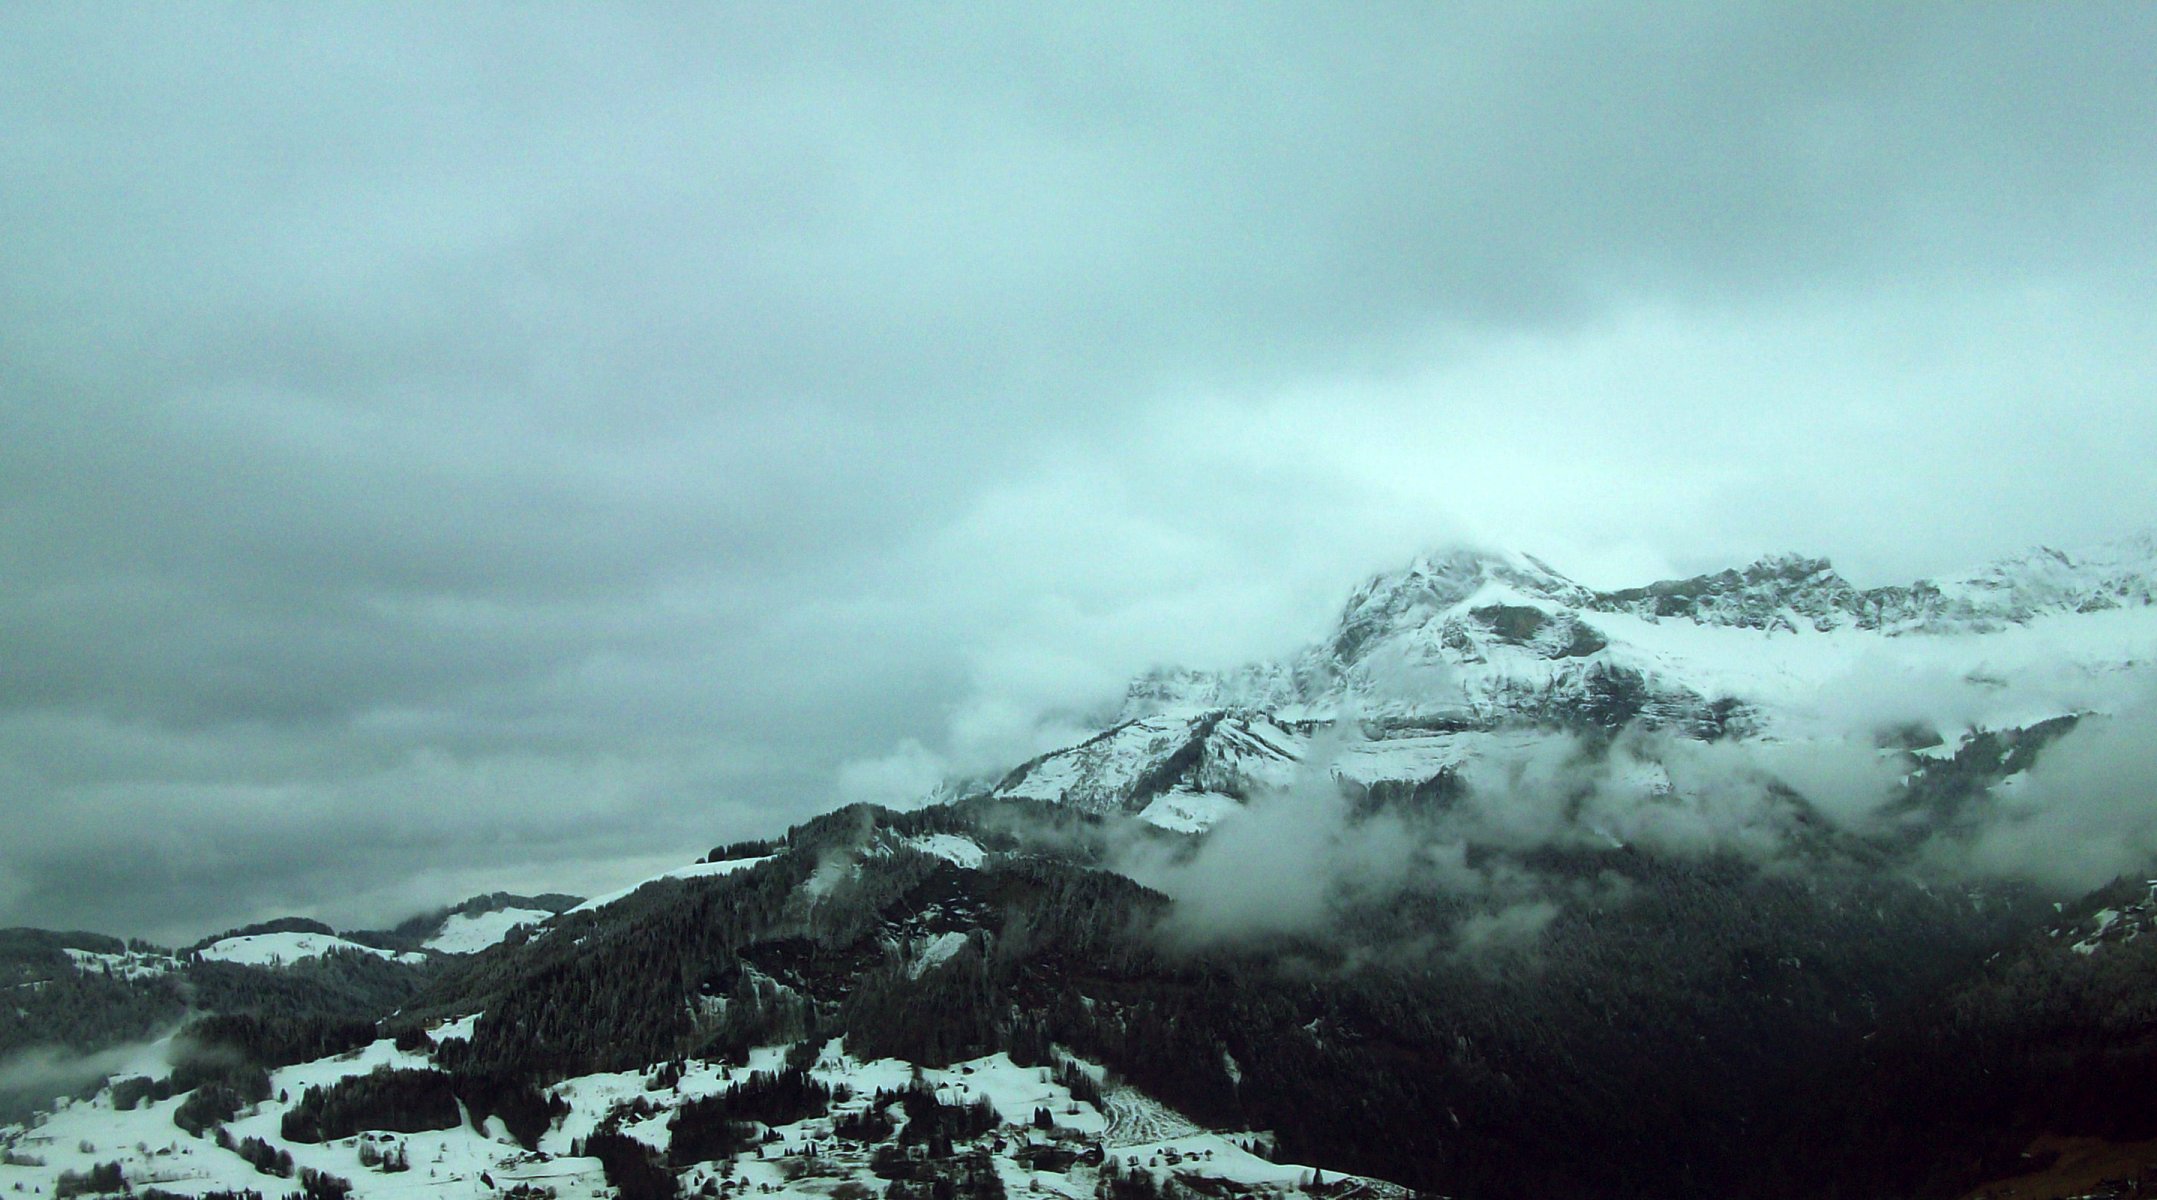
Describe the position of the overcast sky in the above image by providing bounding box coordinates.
[5,4,2155,942]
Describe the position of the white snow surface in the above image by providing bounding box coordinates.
[1125,537,2157,738]
[907,931,972,979]
[567,855,775,914]
[972,537,2157,819]
[992,713,1305,815]
[422,908,556,954]
[2061,882,2157,956]
[196,932,425,967]
[906,833,987,868]
[1138,789,1245,833]
[62,947,178,980]
[1,1037,1406,1200]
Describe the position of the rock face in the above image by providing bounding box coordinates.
[988,534,2157,819]
[1594,534,2157,632]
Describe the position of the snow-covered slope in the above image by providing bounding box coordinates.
[0,1036,1395,1200]
[2051,878,2157,957]
[566,855,776,914]
[196,931,425,967]
[422,908,556,955]
[61,946,179,980]
[988,711,1308,818]
[1125,536,2157,735]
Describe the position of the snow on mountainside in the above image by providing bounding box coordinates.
[196,931,426,967]
[61,946,179,981]
[422,907,557,954]
[990,535,2157,819]
[1,1034,1383,1200]
[988,711,1308,819]
[565,854,776,914]
[1126,535,2157,730]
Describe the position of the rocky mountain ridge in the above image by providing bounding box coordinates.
[981,535,2157,821]
[1129,532,2157,721]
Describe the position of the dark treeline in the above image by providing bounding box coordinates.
[277,1064,566,1150]
[185,948,429,1033]
[222,1131,294,1178]
[180,1013,379,1071]
[882,1081,1000,1151]
[171,1061,273,1135]
[53,1161,125,1198]
[667,1067,832,1165]
[702,839,782,864]
[455,1071,569,1149]
[577,1130,678,1200]
[280,1067,460,1143]
[1767,881,2157,1200]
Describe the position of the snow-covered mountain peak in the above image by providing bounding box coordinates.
[1111,533,2157,737]
[1336,547,1589,631]
[1920,532,2157,625]
[996,532,2157,827]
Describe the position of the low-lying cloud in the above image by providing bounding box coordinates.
[6,5,2157,943]
[1926,693,2157,892]
[1111,686,2157,959]
[0,1035,173,1119]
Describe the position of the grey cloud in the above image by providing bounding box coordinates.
[3,4,2155,938]
[0,1036,176,1113]
[1924,695,2157,892]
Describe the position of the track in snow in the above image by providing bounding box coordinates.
[1100,1088,1203,1147]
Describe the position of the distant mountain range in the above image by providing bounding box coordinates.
[986,534,2157,823]
[7,534,2157,1200]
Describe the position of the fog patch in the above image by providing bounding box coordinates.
[1455,900,1561,957]
[1119,718,1938,958]
[1113,727,1424,947]
[837,739,949,809]
[0,1035,174,1116]
[1441,729,1901,864]
[1925,695,2157,892]
[801,850,858,903]
[1117,784,1346,946]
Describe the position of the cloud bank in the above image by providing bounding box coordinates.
[5,5,2157,939]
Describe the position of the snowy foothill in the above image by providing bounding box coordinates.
[0,1034,570,1200]
[567,856,776,915]
[904,833,988,869]
[62,947,180,980]
[195,932,427,968]
[422,908,558,955]
[1,1033,1397,1200]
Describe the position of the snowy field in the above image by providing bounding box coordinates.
[2,1032,1396,1200]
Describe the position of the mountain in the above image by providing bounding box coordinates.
[391,894,585,956]
[1140,534,2157,726]
[996,536,2157,819]
[7,535,2157,1200]
[9,787,2150,1200]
